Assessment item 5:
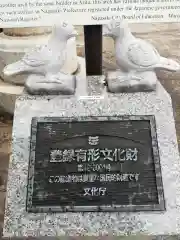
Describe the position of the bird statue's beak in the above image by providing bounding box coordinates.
[103,25,110,37]
[70,30,78,38]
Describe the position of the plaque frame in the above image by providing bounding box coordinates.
[26,115,165,213]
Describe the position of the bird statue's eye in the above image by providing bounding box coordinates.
[62,22,68,27]
[115,22,121,28]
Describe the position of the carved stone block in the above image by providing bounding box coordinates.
[106,70,157,93]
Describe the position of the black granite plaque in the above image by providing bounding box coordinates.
[26,116,165,212]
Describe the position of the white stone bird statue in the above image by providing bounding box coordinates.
[3,22,77,77]
[103,20,180,74]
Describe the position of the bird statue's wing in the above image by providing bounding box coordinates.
[22,45,51,67]
[127,39,160,68]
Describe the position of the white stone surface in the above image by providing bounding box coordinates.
[3,77,180,236]
[106,70,157,93]
[0,32,78,85]
[25,73,76,95]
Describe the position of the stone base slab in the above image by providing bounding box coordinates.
[3,78,180,236]
[106,70,157,93]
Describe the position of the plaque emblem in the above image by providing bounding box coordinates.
[88,136,99,145]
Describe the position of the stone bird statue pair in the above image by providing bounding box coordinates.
[103,20,180,93]
[3,22,77,95]
[3,20,180,94]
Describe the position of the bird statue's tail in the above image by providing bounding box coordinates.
[3,60,35,76]
[155,57,180,72]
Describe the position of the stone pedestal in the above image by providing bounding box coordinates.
[0,26,79,113]
[3,77,180,236]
